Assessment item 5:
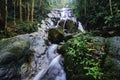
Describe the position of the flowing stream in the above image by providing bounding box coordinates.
[33,44,66,80]
[20,7,85,80]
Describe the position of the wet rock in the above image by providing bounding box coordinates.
[48,27,64,44]
[91,37,106,55]
[64,34,73,42]
[0,63,20,80]
[33,55,66,80]
[0,68,8,77]
[106,37,120,57]
[59,19,78,33]
[20,32,48,80]
[0,34,33,79]
[102,56,120,80]
[101,36,120,80]
[0,34,30,64]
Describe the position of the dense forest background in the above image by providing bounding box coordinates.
[0,0,120,39]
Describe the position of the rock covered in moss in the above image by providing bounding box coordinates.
[59,34,120,80]
[102,36,120,80]
[102,56,120,80]
[106,37,120,57]
[0,34,31,64]
[0,34,33,80]
[48,27,64,43]
[59,34,106,80]
[59,19,78,33]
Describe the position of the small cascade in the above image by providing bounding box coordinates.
[32,8,85,80]
[20,7,85,80]
[78,22,86,33]
[33,44,66,80]
[46,44,58,62]
[56,8,72,28]
[55,8,85,33]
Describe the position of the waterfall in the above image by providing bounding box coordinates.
[78,22,86,33]
[32,7,85,80]
[56,8,85,33]
[33,45,66,80]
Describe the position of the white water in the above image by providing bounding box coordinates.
[60,8,70,20]
[33,44,66,80]
[33,8,85,80]
[56,8,85,33]
[46,44,58,62]
[78,22,86,33]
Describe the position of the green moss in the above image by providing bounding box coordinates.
[0,37,17,53]
[102,56,120,80]
[9,40,29,60]
[0,36,32,65]
[48,27,64,43]
[60,34,104,80]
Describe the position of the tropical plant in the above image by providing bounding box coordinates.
[63,34,103,80]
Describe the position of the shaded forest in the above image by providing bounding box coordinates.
[0,0,120,39]
[0,0,120,80]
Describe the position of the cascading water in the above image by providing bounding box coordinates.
[32,8,85,80]
[56,8,85,33]
[20,7,85,80]
[33,44,66,80]
[56,8,72,29]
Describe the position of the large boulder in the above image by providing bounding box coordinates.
[0,34,33,80]
[48,27,64,44]
[59,34,120,80]
[102,56,120,80]
[102,36,120,80]
[88,36,120,80]
[59,19,78,33]
[106,37,120,57]
[59,34,106,80]
[0,34,31,64]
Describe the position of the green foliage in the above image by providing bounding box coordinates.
[17,21,38,34]
[70,0,120,30]
[63,34,103,80]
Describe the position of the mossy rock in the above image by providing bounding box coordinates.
[48,27,64,43]
[102,56,120,80]
[0,34,34,79]
[92,37,105,50]
[0,34,32,64]
[59,34,105,80]
[59,19,78,33]
[106,37,120,58]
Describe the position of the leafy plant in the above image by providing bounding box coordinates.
[63,34,103,80]
[17,21,38,34]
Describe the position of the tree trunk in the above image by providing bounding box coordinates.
[27,1,30,22]
[5,0,7,29]
[109,0,113,15]
[31,0,34,23]
[20,0,22,21]
[84,0,87,16]
[0,0,5,30]
[13,1,16,25]
[39,0,42,9]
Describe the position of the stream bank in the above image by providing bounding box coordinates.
[0,8,120,80]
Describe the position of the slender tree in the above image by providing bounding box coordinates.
[20,0,22,21]
[13,0,16,25]
[27,0,30,22]
[84,0,87,16]
[109,0,113,15]
[31,0,35,23]
[39,0,42,9]
[0,0,5,29]
[5,0,7,29]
